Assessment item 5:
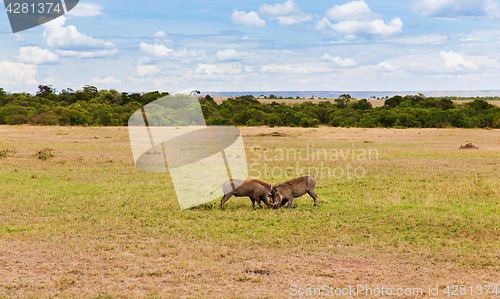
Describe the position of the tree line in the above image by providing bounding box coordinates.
[1,85,500,128]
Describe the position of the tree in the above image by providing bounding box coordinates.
[59,88,75,95]
[334,94,352,109]
[384,95,403,108]
[82,85,98,96]
[37,85,56,96]
[352,99,373,110]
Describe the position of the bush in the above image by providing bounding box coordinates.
[35,148,54,160]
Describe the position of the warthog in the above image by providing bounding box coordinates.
[271,176,318,209]
[210,178,273,210]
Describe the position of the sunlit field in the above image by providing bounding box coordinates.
[1,125,500,298]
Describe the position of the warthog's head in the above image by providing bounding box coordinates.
[271,187,282,209]
[264,188,273,208]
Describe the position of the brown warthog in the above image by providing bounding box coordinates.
[271,176,318,209]
[210,178,273,210]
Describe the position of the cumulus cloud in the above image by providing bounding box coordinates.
[318,17,403,39]
[377,62,396,71]
[55,49,118,58]
[153,31,166,38]
[42,16,115,50]
[319,1,403,39]
[90,76,122,85]
[259,0,312,25]
[15,47,59,64]
[439,50,478,70]
[66,2,103,17]
[322,54,357,67]
[411,0,494,19]
[231,10,266,27]
[216,49,242,62]
[0,61,38,86]
[194,64,224,76]
[190,63,243,78]
[137,65,160,77]
[325,0,377,21]
[404,51,481,75]
[139,42,206,60]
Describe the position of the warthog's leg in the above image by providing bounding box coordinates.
[280,198,288,208]
[261,195,270,208]
[307,190,318,206]
[287,197,295,209]
[250,196,263,209]
[256,197,263,208]
[220,192,234,210]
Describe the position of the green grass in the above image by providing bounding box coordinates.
[1,126,500,298]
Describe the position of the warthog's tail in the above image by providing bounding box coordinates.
[209,181,226,195]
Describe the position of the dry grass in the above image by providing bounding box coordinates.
[1,125,500,298]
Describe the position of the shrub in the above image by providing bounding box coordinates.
[35,148,54,160]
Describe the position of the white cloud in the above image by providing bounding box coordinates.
[194,64,224,76]
[260,64,310,74]
[322,54,357,67]
[259,0,312,25]
[320,1,403,39]
[325,0,377,21]
[55,49,118,58]
[377,62,396,71]
[485,0,500,19]
[137,65,160,77]
[43,72,67,87]
[216,49,242,62]
[231,10,266,27]
[14,34,25,43]
[402,51,484,75]
[318,17,403,39]
[15,47,59,64]
[42,16,114,49]
[153,31,166,38]
[66,3,103,17]
[0,61,38,86]
[439,50,478,70]
[90,76,122,85]
[411,0,487,19]
[139,42,206,60]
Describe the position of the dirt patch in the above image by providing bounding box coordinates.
[3,239,500,298]
[460,143,479,149]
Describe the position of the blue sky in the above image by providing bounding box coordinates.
[1,0,500,93]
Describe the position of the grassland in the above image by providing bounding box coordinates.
[0,125,500,298]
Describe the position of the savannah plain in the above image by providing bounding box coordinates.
[0,125,500,298]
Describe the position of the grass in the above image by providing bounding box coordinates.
[0,125,500,298]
